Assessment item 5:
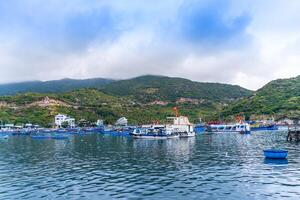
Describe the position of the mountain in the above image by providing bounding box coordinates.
[222,75,300,119]
[0,78,114,96]
[0,88,219,126]
[102,75,253,103]
[0,75,254,126]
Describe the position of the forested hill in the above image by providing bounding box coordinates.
[0,78,114,95]
[101,75,253,103]
[0,75,252,103]
[1,75,299,125]
[0,75,253,126]
[222,75,300,119]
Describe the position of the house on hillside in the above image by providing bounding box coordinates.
[96,119,104,126]
[55,114,75,128]
[115,117,128,126]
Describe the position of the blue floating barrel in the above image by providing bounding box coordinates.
[263,149,288,159]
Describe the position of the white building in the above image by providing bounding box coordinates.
[96,119,104,126]
[55,114,75,128]
[115,117,128,126]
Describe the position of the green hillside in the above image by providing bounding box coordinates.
[102,75,252,103]
[1,74,299,126]
[0,78,114,96]
[0,88,220,127]
[222,76,300,119]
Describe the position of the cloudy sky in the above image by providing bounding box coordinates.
[0,0,299,90]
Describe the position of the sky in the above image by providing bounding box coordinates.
[0,0,300,90]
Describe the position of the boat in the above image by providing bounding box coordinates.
[168,116,195,138]
[132,115,195,139]
[194,124,206,134]
[263,149,288,159]
[208,123,251,134]
[251,124,278,131]
[51,135,69,140]
[82,127,103,133]
[131,127,179,139]
[31,135,52,139]
[248,120,279,131]
[194,118,206,134]
[56,129,68,133]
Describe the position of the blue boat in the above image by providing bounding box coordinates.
[56,129,68,133]
[101,129,131,136]
[251,124,279,131]
[194,124,206,134]
[82,127,103,133]
[131,127,179,139]
[100,126,133,136]
[31,135,52,139]
[51,135,69,140]
[263,149,288,159]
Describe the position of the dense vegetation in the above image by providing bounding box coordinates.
[0,78,113,95]
[2,75,299,126]
[0,88,220,127]
[102,75,252,103]
[222,76,300,119]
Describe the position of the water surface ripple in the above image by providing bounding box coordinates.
[0,131,299,199]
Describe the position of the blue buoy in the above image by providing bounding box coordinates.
[263,149,288,159]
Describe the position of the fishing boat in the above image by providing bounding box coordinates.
[250,124,278,131]
[207,115,251,134]
[194,118,206,134]
[132,112,195,139]
[31,135,52,139]
[194,124,206,134]
[131,127,179,139]
[248,120,279,131]
[51,135,69,140]
[100,126,132,136]
[208,123,251,134]
[56,129,68,133]
[167,116,195,138]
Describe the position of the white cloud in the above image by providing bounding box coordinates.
[0,0,300,90]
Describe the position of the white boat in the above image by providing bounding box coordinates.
[131,127,179,139]
[208,123,251,134]
[167,116,195,138]
[131,116,195,139]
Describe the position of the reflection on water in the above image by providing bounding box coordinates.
[0,131,299,199]
[264,158,288,165]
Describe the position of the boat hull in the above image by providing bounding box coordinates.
[251,125,278,131]
[131,134,179,139]
[179,132,196,138]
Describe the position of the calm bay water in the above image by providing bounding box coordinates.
[0,131,299,199]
